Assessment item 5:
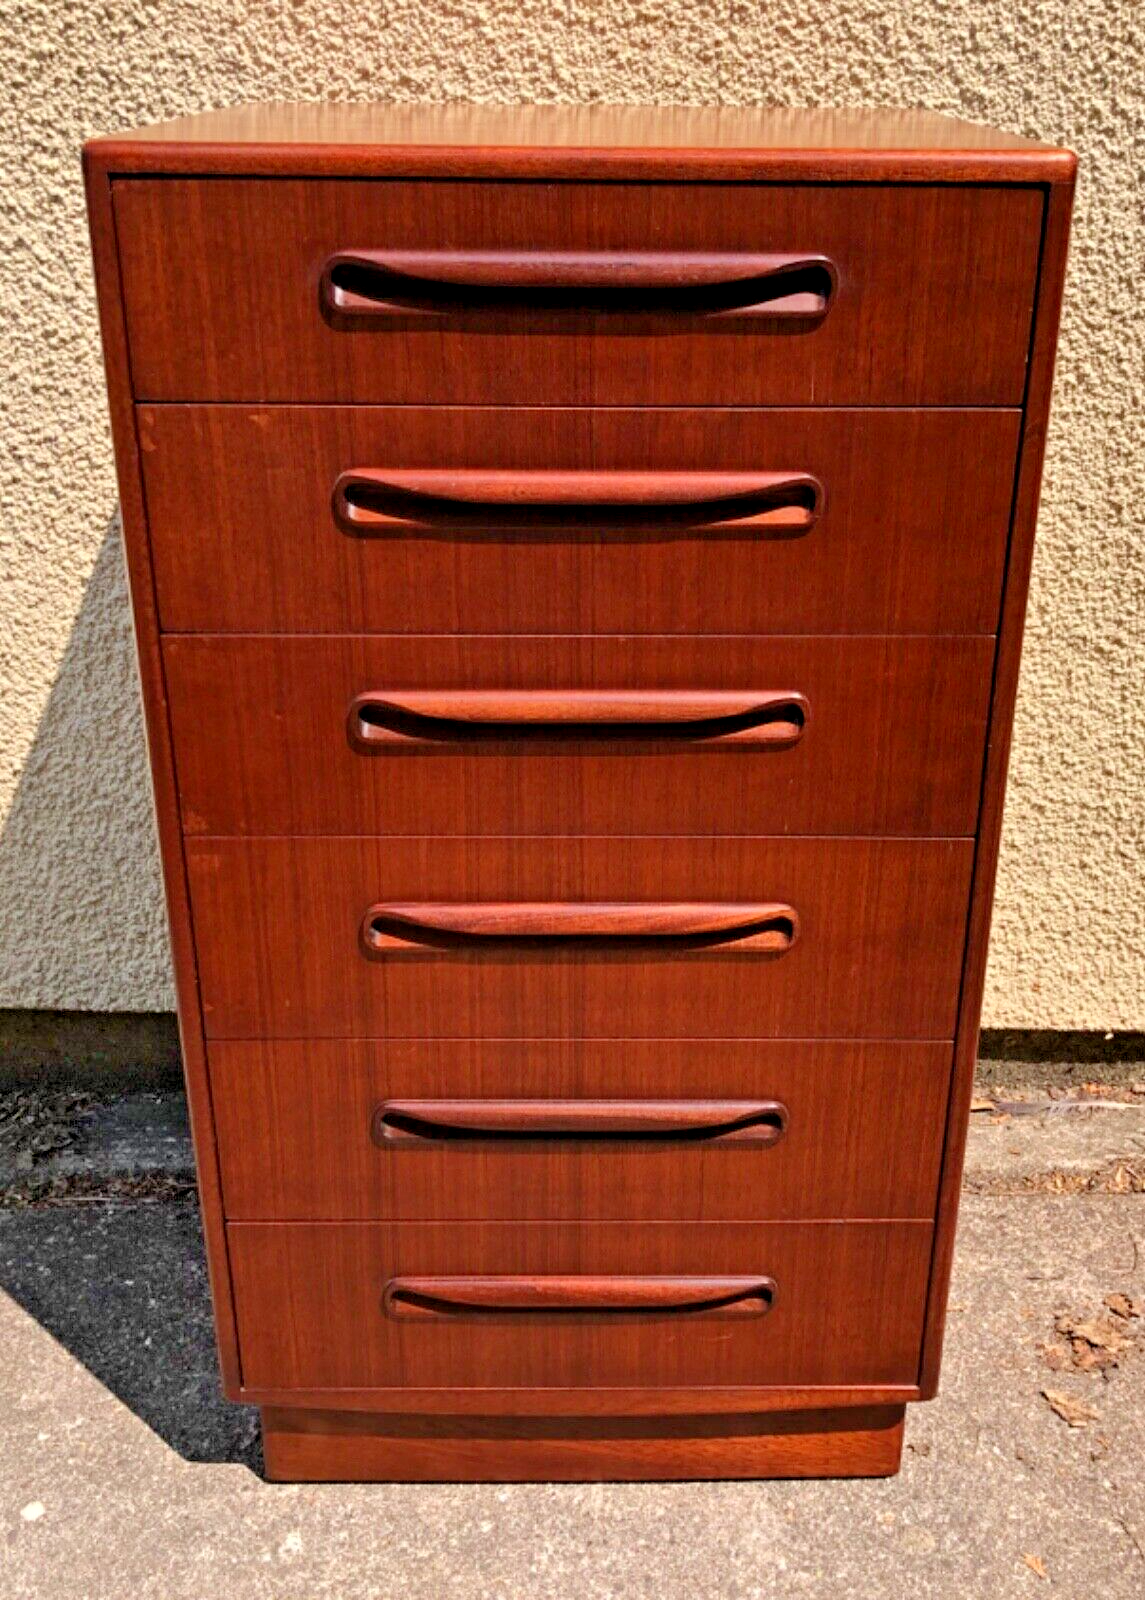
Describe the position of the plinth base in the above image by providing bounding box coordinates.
[261,1403,906,1482]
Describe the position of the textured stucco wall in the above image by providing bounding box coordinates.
[0,1,1142,1024]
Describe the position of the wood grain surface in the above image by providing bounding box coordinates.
[82,162,244,1394]
[331,466,825,537]
[381,1273,779,1320]
[243,1382,921,1416]
[83,108,1074,1471]
[228,1219,933,1389]
[184,836,974,1040]
[209,1038,951,1222]
[86,102,1075,185]
[139,405,1020,635]
[371,1098,791,1144]
[918,171,1078,1395]
[260,1402,908,1481]
[359,899,801,955]
[164,634,994,838]
[114,180,1041,405]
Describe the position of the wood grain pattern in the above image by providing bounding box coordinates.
[82,162,243,1395]
[360,900,800,955]
[208,1039,952,1222]
[918,171,1078,1396]
[331,466,824,536]
[370,1097,790,1145]
[83,108,1075,1475]
[227,1220,933,1389]
[114,180,1042,405]
[184,836,974,1040]
[163,634,994,838]
[245,1382,920,1417]
[320,250,836,324]
[139,405,1021,635]
[260,1403,907,1481]
[382,1273,778,1320]
[86,102,1074,185]
[347,688,810,752]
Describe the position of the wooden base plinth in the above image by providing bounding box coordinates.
[261,1404,906,1482]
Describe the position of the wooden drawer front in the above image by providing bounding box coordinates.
[212,1040,951,1222]
[165,635,993,839]
[141,406,1019,636]
[228,1220,932,1390]
[115,180,1040,405]
[185,837,973,1040]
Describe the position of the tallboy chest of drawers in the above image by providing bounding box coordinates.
[84,105,1075,1482]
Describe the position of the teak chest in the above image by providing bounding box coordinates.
[84,104,1075,1482]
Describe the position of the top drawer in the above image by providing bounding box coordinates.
[113,180,1043,406]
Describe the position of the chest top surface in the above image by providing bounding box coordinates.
[84,102,1075,183]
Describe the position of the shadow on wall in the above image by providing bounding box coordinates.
[0,521,249,1463]
[0,517,172,1012]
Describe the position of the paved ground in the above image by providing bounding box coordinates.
[1,1087,1143,1598]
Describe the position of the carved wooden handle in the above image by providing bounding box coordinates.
[332,468,823,536]
[321,249,836,321]
[348,689,809,751]
[373,1098,789,1145]
[383,1274,778,1321]
[361,902,800,955]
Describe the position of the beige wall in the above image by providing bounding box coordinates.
[1,1,1142,1024]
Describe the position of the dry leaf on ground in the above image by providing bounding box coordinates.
[1054,1312,1135,1374]
[1023,1553,1049,1579]
[1042,1387,1100,1427]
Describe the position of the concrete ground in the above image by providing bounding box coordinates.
[2,1085,1144,1598]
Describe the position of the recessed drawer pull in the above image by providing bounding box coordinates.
[348,689,809,751]
[360,901,800,955]
[373,1098,790,1146]
[332,468,824,537]
[383,1274,778,1321]
[321,249,836,322]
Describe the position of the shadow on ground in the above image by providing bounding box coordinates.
[0,1198,260,1469]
